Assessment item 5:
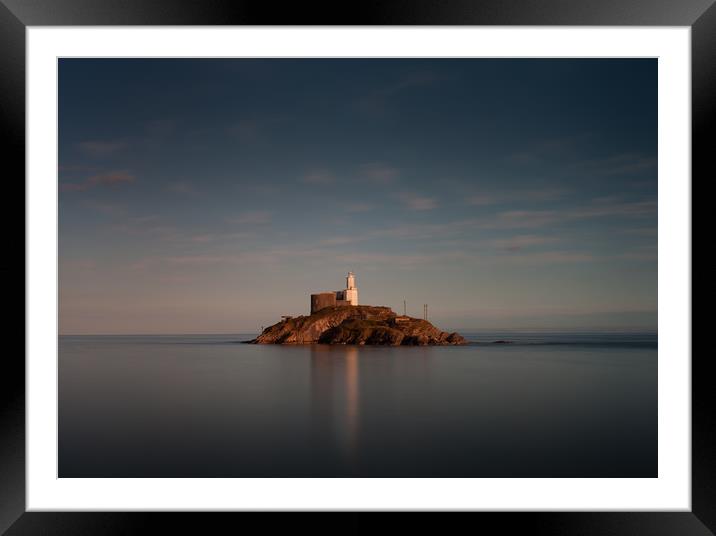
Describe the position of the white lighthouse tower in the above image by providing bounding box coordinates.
[344,271,358,305]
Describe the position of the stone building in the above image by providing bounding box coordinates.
[310,272,359,314]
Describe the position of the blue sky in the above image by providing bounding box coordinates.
[59,59,657,334]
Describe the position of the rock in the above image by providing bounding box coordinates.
[248,305,467,346]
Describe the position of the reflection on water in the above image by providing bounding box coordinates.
[310,346,360,465]
[59,334,657,477]
[345,347,360,460]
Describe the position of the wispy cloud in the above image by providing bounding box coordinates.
[59,163,98,173]
[614,244,658,261]
[333,252,443,268]
[490,210,560,229]
[466,194,498,206]
[509,133,654,178]
[167,181,195,194]
[490,235,560,251]
[466,188,568,207]
[166,255,232,266]
[110,215,176,238]
[345,203,374,213]
[93,171,136,184]
[621,227,658,237]
[362,163,400,184]
[578,153,656,176]
[368,220,479,242]
[509,133,592,164]
[185,233,216,243]
[77,140,126,157]
[518,188,570,202]
[497,250,595,264]
[397,192,437,211]
[332,250,473,270]
[312,221,464,249]
[318,236,360,246]
[156,244,329,268]
[226,116,289,143]
[302,170,335,185]
[229,210,272,225]
[82,200,128,216]
[356,71,438,114]
[487,198,656,229]
[304,196,654,254]
[61,170,136,192]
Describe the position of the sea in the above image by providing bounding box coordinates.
[59,330,657,478]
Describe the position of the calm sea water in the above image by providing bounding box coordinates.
[59,331,657,477]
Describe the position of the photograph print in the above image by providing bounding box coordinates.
[58,58,657,478]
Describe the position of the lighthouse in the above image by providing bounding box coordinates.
[309,272,359,313]
[344,271,358,306]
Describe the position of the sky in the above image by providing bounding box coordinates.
[58,59,657,334]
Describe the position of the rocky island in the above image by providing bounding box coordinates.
[248,305,467,346]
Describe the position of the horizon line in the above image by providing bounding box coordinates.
[59,326,659,337]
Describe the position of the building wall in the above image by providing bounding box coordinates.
[344,288,358,306]
[310,292,337,314]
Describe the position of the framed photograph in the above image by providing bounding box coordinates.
[6,0,705,533]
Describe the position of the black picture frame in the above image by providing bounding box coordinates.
[3,1,705,533]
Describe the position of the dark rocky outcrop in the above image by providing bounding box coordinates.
[248,305,467,346]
